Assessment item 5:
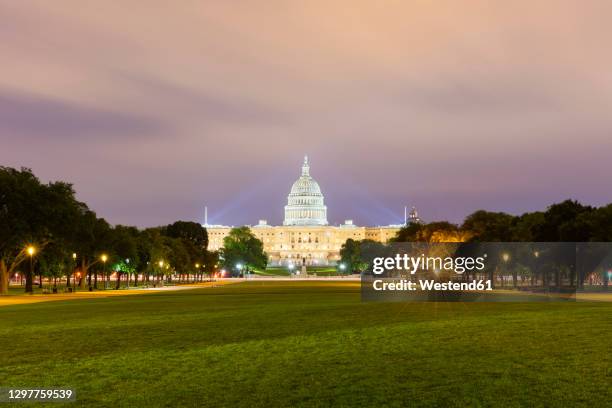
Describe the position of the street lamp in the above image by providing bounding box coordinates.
[26,245,36,293]
[532,251,540,287]
[236,263,243,278]
[501,253,510,288]
[125,258,130,289]
[339,263,346,273]
[152,261,162,286]
[101,254,108,289]
[71,253,77,290]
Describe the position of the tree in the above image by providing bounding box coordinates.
[220,227,267,276]
[392,221,469,243]
[533,200,593,241]
[0,167,82,294]
[164,236,190,282]
[583,204,612,242]
[139,228,167,284]
[390,223,423,242]
[462,210,515,242]
[164,221,208,249]
[510,212,545,241]
[162,221,208,282]
[339,239,362,273]
[38,241,72,292]
[340,239,386,274]
[72,211,112,290]
[110,226,139,289]
[203,250,220,280]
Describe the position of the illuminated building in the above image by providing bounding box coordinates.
[206,157,417,266]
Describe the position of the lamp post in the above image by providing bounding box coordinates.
[125,258,130,289]
[339,263,346,275]
[531,250,539,287]
[71,252,77,291]
[158,261,164,286]
[195,263,200,283]
[101,254,108,290]
[26,245,36,293]
[502,253,510,288]
[236,263,243,278]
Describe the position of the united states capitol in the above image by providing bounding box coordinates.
[206,156,420,266]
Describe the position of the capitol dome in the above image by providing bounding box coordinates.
[284,156,328,226]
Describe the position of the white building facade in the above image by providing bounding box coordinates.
[206,157,408,266]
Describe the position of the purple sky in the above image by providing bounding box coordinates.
[2,1,611,227]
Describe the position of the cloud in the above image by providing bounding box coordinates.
[1,0,611,227]
[390,79,562,115]
[112,72,292,126]
[0,88,165,140]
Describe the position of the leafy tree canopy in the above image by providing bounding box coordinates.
[220,227,267,274]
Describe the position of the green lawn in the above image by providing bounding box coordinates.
[258,266,340,276]
[0,282,610,407]
[254,266,291,276]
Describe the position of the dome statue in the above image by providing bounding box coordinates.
[283,156,328,226]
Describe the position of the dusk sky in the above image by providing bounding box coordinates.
[2,1,611,227]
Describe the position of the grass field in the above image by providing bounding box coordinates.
[255,266,340,276]
[1,281,610,407]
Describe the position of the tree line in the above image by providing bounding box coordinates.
[393,200,612,242]
[340,200,612,288]
[0,167,219,294]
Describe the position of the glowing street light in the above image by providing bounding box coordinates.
[339,263,346,271]
[236,263,244,279]
[125,258,131,289]
[501,253,510,288]
[25,245,36,293]
[101,254,108,289]
[70,253,77,290]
